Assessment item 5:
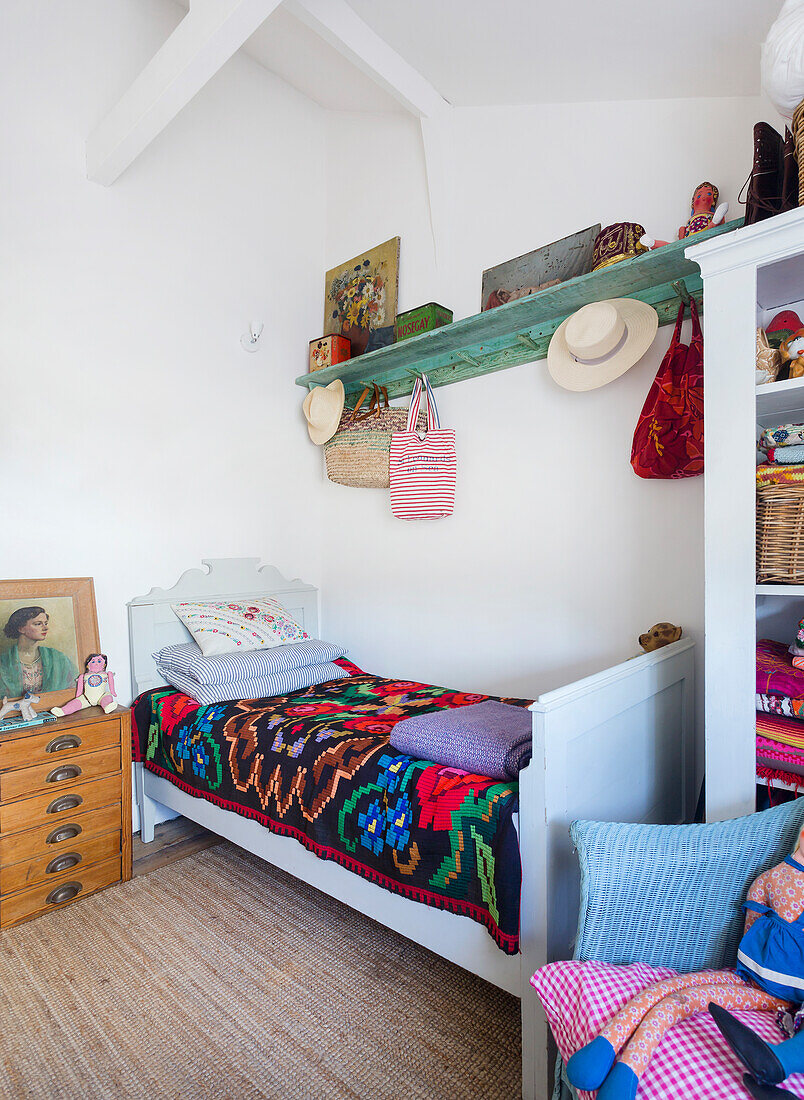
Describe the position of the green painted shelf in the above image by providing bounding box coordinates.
[297,219,742,401]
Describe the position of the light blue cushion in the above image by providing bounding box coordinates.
[571,798,804,972]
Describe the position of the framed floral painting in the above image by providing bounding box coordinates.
[324,237,400,357]
[0,577,100,710]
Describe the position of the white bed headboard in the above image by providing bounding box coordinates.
[127,558,319,697]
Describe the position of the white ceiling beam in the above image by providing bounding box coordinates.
[285,0,450,118]
[86,0,284,186]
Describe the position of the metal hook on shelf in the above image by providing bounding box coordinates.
[672,280,691,305]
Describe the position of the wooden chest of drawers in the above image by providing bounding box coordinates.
[0,707,131,928]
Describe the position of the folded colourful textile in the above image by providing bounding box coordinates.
[155,660,349,705]
[389,700,532,780]
[153,639,347,686]
[756,463,804,487]
[759,424,804,452]
[757,733,804,779]
[757,693,804,720]
[757,638,804,699]
[766,445,804,464]
[757,710,804,749]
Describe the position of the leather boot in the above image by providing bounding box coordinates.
[781,127,799,213]
[743,122,784,225]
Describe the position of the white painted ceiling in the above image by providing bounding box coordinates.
[192,0,784,111]
[341,0,782,106]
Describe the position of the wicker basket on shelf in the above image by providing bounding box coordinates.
[757,483,804,583]
[793,99,804,207]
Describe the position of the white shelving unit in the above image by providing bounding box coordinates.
[688,207,804,821]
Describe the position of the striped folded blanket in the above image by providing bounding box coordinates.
[153,639,350,705]
[389,700,532,780]
[757,710,804,749]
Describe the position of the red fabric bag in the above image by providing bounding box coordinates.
[630,299,704,479]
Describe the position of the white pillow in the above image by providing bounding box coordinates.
[171,598,309,656]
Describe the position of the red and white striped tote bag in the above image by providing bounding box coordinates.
[389,374,456,520]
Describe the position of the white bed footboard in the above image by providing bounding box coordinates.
[519,637,695,1099]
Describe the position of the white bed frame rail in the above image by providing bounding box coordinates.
[129,560,695,1100]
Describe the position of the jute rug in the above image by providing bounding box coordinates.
[0,842,520,1099]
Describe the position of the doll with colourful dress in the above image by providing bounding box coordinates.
[640,181,729,250]
[566,824,804,1099]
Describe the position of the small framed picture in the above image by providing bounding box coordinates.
[0,577,100,711]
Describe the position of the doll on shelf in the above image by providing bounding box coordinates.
[51,653,116,717]
[565,824,804,1099]
[640,181,729,250]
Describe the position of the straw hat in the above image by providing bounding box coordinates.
[547,298,658,392]
[303,379,345,444]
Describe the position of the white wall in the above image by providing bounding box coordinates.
[320,97,768,737]
[0,0,326,708]
[1,2,779,813]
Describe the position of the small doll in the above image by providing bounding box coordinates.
[566,826,804,1099]
[780,328,804,381]
[51,653,116,717]
[640,181,729,249]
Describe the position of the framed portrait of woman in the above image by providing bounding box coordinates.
[0,577,100,711]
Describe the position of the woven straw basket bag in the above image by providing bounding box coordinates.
[324,384,426,489]
[757,483,804,584]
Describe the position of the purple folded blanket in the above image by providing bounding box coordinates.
[389,700,532,781]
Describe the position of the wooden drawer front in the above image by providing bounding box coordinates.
[0,745,121,804]
[0,803,121,866]
[0,775,121,836]
[0,830,121,896]
[0,719,120,771]
[0,855,121,928]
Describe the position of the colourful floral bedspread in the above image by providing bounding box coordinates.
[131,661,530,953]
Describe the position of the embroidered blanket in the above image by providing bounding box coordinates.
[757,639,804,701]
[131,661,530,953]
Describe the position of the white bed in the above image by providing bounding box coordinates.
[128,557,695,1099]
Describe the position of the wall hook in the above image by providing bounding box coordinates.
[671,280,691,306]
[240,321,264,353]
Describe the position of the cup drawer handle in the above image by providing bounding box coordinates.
[47,794,83,815]
[46,882,82,906]
[46,764,82,784]
[46,823,82,844]
[45,852,82,875]
[45,734,82,754]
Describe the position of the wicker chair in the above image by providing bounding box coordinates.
[552,798,804,1100]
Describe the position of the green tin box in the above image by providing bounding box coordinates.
[394,302,453,342]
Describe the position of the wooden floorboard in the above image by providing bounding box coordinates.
[133,817,223,878]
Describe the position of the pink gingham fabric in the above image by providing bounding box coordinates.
[531,960,804,1099]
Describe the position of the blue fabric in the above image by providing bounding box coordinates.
[389,700,532,779]
[736,891,804,1000]
[596,1061,638,1100]
[566,1036,615,1090]
[155,660,349,705]
[571,798,804,973]
[153,639,347,686]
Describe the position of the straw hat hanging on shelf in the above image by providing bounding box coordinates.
[547,298,658,392]
[303,379,345,444]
